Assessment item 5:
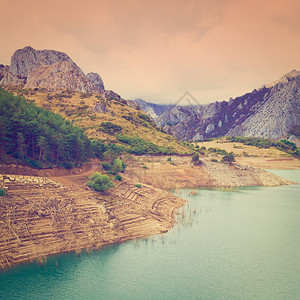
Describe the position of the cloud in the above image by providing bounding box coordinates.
[0,0,299,104]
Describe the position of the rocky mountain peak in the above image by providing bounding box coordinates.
[0,46,104,93]
[265,69,300,88]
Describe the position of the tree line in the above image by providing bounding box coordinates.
[0,88,92,168]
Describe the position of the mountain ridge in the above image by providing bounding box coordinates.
[136,71,300,141]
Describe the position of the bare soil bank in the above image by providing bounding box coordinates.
[125,156,293,190]
[0,156,294,269]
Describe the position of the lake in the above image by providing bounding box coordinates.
[0,170,299,300]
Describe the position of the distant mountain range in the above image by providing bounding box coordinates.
[135,70,300,141]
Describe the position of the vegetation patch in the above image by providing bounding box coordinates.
[226,136,299,157]
[116,135,177,155]
[221,153,235,165]
[191,153,203,165]
[99,122,122,134]
[0,88,91,168]
[0,188,6,197]
[86,172,115,192]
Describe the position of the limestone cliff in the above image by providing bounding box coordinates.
[0,46,104,93]
[139,71,300,141]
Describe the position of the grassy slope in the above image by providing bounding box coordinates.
[197,138,290,158]
[5,87,190,154]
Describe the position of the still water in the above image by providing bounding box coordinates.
[1,170,299,300]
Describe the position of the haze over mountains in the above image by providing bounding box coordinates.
[136,70,300,141]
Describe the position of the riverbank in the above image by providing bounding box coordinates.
[0,156,296,269]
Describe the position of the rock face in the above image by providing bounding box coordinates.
[134,99,173,119]
[140,71,300,141]
[0,46,104,93]
[86,72,104,91]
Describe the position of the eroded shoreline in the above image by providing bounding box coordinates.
[0,156,297,269]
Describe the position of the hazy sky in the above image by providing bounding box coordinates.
[1,0,299,104]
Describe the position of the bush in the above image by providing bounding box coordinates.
[100,122,122,134]
[0,188,6,196]
[86,172,115,192]
[112,157,126,174]
[191,153,199,163]
[135,183,142,188]
[138,112,151,122]
[167,157,172,161]
[102,162,112,171]
[114,174,122,181]
[211,158,218,162]
[142,165,148,169]
[25,158,43,169]
[191,153,203,166]
[221,153,235,165]
[62,161,74,169]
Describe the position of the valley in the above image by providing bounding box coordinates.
[0,46,299,270]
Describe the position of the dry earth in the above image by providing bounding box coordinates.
[0,155,295,269]
[125,156,293,190]
[0,161,184,269]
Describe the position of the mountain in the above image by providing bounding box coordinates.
[137,70,300,141]
[0,46,104,92]
[134,99,173,119]
[0,47,189,155]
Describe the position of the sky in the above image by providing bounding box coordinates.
[0,0,299,104]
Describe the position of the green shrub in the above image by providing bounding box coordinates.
[0,188,6,196]
[138,113,151,122]
[100,122,122,134]
[114,174,122,181]
[25,158,43,169]
[191,153,203,166]
[135,183,142,188]
[116,135,176,155]
[211,158,218,162]
[62,161,74,169]
[102,162,112,171]
[142,165,148,169]
[86,172,115,192]
[112,157,126,174]
[167,157,172,161]
[221,153,235,165]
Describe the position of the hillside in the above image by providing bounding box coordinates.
[0,47,190,156]
[2,86,189,155]
[0,46,298,270]
[137,70,300,142]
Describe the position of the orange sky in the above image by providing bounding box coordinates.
[1,0,299,104]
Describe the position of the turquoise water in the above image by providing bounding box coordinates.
[1,170,299,300]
